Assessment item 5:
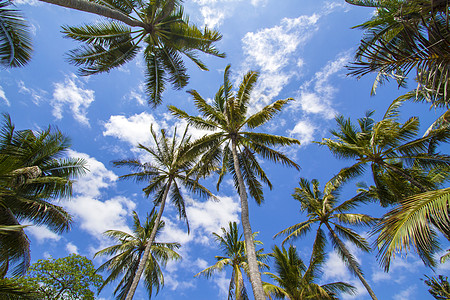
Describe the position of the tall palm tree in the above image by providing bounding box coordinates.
[274,178,378,300]
[95,210,181,300]
[113,125,214,300]
[320,99,450,269]
[195,221,268,300]
[263,242,355,300]
[0,0,32,68]
[169,65,301,300]
[0,114,86,276]
[345,0,450,105]
[60,0,224,106]
[320,99,450,206]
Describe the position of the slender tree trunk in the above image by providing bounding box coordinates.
[324,223,378,300]
[230,139,266,300]
[38,0,147,28]
[125,178,173,300]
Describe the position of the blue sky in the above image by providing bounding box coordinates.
[3,0,449,299]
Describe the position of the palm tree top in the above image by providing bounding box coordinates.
[169,64,301,203]
[63,0,225,106]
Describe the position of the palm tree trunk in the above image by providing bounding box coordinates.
[324,223,378,300]
[230,139,266,300]
[38,0,147,28]
[125,178,173,300]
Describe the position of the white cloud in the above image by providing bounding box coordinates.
[18,80,46,105]
[65,195,136,237]
[15,0,40,5]
[187,195,240,237]
[289,120,316,145]
[66,242,79,254]
[393,286,417,300]
[63,151,135,239]
[126,83,146,106]
[25,225,61,243]
[103,112,160,146]
[0,86,9,106]
[51,74,95,126]
[243,15,319,74]
[293,52,350,119]
[68,150,118,198]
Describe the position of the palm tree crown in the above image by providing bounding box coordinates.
[195,222,268,300]
[0,114,87,276]
[63,0,224,106]
[0,0,32,68]
[263,244,355,300]
[169,64,300,300]
[320,99,450,206]
[275,178,378,300]
[346,0,450,105]
[95,210,181,299]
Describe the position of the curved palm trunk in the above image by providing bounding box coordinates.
[324,223,378,300]
[125,178,173,300]
[230,139,266,300]
[38,0,147,28]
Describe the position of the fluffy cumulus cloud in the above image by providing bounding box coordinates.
[103,112,160,147]
[293,52,350,119]
[51,74,95,126]
[66,242,79,254]
[289,120,316,145]
[64,150,135,239]
[25,225,61,243]
[160,194,240,245]
[65,195,136,237]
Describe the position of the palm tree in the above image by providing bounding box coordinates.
[195,221,268,300]
[113,125,214,300]
[0,114,86,276]
[95,210,181,300]
[169,65,301,300]
[320,99,450,269]
[345,0,450,105]
[424,275,450,300]
[274,178,378,300]
[263,242,355,300]
[0,0,32,68]
[320,98,450,205]
[60,0,224,106]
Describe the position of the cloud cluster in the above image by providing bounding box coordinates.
[51,74,95,126]
[63,150,136,241]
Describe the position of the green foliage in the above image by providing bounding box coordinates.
[95,210,181,299]
[63,0,224,106]
[0,0,32,68]
[424,275,450,300]
[113,125,214,231]
[0,114,87,276]
[195,222,268,300]
[346,0,450,106]
[263,244,355,300]
[22,254,103,300]
[0,277,42,299]
[169,65,301,204]
[275,178,377,298]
